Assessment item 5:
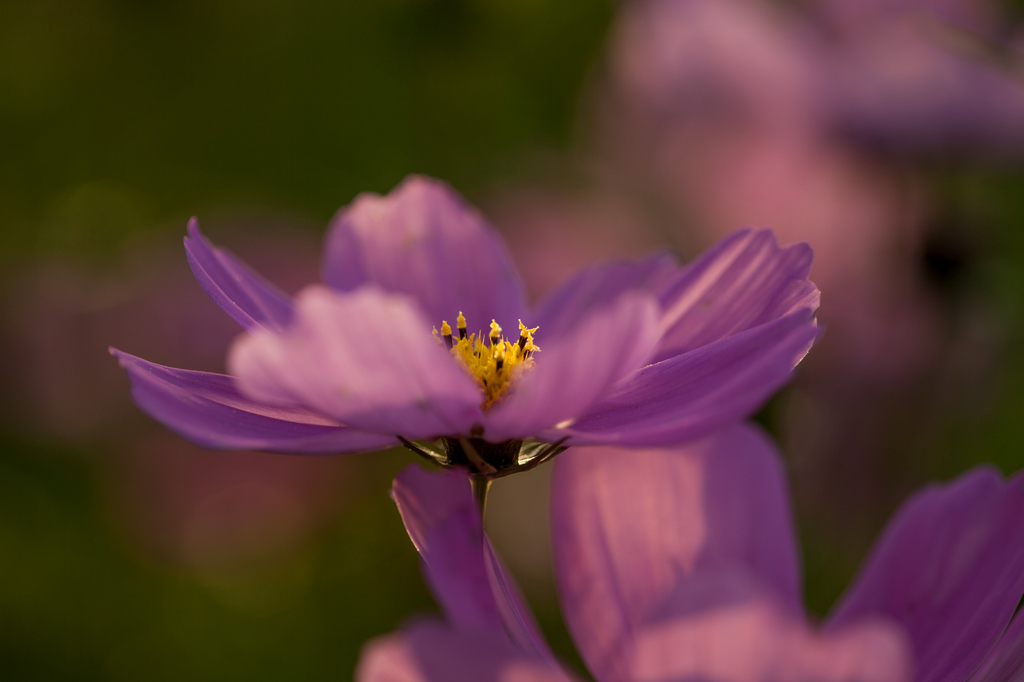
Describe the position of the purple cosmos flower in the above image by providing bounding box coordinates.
[111,175,818,478]
[357,425,1024,682]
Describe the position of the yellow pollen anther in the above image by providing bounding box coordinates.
[518,319,539,336]
[439,320,454,349]
[436,313,540,409]
[517,319,539,351]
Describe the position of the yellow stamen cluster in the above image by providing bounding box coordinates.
[433,314,539,409]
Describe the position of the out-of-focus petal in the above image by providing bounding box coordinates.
[550,425,804,681]
[110,349,393,453]
[612,0,815,129]
[322,175,527,335]
[356,622,572,682]
[392,465,503,637]
[481,292,660,443]
[654,228,819,363]
[821,24,1024,157]
[531,252,679,341]
[392,465,552,660]
[229,286,483,440]
[625,581,910,682]
[183,218,295,333]
[551,309,817,446]
[971,611,1024,682]
[828,467,1024,682]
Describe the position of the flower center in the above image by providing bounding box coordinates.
[433,312,539,409]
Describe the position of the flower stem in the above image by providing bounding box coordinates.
[470,475,491,526]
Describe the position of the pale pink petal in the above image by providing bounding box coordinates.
[626,579,910,682]
[480,292,660,443]
[550,425,803,681]
[356,622,573,682]
[322,175,527,335]
[229,286,483,439]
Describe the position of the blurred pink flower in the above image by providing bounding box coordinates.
[487,187,665,301]
[1,224,321,438]
[612,0,1024,158]
[603,0,944,367]
[598,0,1024,380]
[357,425,1024,682]
[818,0,1024,155]
[0,223,351,567]
[107,431,347,570]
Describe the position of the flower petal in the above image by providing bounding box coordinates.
[229,286,484,439]
[322,175,527,335]
[391,465,552,660]
[550,425,805,682]
[480,292,660,443]
[822,25,1024,156]
[356,622,572,682]
[625,580,910,682]
[183,218,295,333]
[531,252,680,341]
[971,611,1024,682]
[828,466,1024,682]
[550,309,818,446]
[390,466,502,641]
[654,228,819,363]
[110,348,393,453]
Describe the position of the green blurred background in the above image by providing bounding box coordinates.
[2,0,1024,679]
[0,0,611,258]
